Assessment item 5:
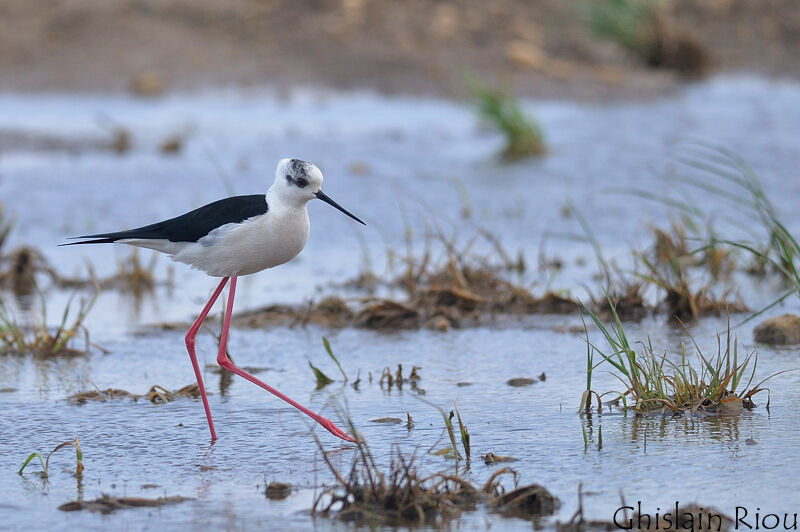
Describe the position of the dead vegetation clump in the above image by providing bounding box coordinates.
[355,300,420,330]
[233,233,577,332]
[313,442,558,527]
[484,468,560,520]
[354,253,576,331]
[591,282,649,322]
[67,383,200,405]
[636,221,747,322]
[660,285,747,323]
[313,447,480,526]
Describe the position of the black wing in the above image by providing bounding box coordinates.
[66,194,268,245]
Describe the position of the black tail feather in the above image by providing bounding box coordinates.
[59,237,119,246]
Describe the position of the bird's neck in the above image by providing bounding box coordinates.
[266,186,308,212]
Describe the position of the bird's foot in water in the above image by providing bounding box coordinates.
[316,416,357,443]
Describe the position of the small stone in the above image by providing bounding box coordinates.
[753,314,800,345]
[718,395,743,414]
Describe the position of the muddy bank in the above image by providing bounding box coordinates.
[1,1,799,99]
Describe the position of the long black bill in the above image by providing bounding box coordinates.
[315,190,366,225]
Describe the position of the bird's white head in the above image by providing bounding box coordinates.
[273,158,324,205]
[270,158,365,225]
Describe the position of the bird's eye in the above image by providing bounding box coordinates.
[296,177,308,188]
[285,174,293,182]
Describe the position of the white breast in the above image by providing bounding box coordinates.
[163,207,310,277]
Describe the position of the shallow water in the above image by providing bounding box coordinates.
[1,77,800,530]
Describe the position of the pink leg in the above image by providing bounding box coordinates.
[185,276,230,441]
[216,276,356,443]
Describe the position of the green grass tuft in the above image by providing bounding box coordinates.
[322,336,348,382]
[469,78,546,161]
[19,438,84,477]
[454,403,471,461]
[580,298,782,414]
[308,360,334,389]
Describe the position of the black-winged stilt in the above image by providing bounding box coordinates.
[65,158,364,443]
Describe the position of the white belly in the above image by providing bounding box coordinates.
[122,209,310,277]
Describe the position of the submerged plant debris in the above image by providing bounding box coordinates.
[67,383,200,405]
[59,495,192,514]
[369,417,404,424]
[265,481,292,500]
